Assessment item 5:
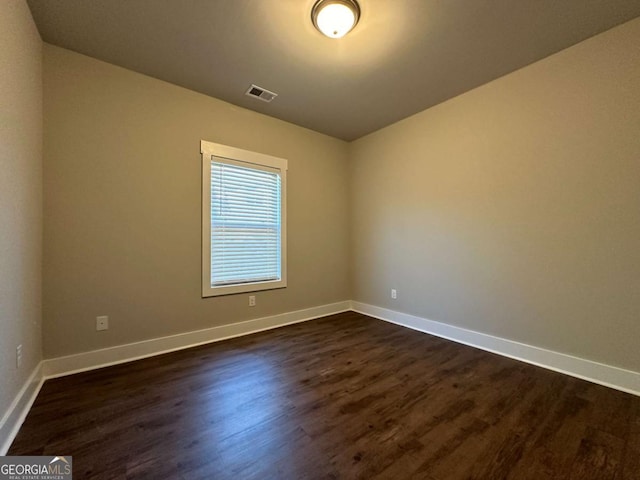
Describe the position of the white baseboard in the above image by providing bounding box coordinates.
[0,362,45,455]
[351,301,640,397]
[43,301,351,379]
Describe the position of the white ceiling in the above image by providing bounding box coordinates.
[27,0,640,141]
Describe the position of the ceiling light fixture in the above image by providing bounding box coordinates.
[311,0,360,39]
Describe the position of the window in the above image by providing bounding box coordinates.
[201,140,287,297]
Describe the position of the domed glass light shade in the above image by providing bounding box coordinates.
[311,0,361,39]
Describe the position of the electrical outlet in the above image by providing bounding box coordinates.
[249,295,256,307]
[96,315,109,331]
[16,344,22,368]
[391,289,397,299]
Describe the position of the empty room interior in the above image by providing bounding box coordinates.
[2,0,640,478]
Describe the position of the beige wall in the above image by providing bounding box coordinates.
[350,18,640,372]
[43,45,350,358]
[0,1,43,415]
[42,17,640,375]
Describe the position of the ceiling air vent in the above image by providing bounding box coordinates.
[245,84,278,103]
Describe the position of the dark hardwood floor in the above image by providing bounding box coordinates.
[9,312,640,479]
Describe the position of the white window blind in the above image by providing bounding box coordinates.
[210,160,282,287]
[201,140,287,297]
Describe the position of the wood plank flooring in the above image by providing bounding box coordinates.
[9,312,640,479]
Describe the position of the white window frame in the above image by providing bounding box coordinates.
[201,140,288,297]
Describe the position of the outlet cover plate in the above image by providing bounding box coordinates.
[96,315,109,331]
